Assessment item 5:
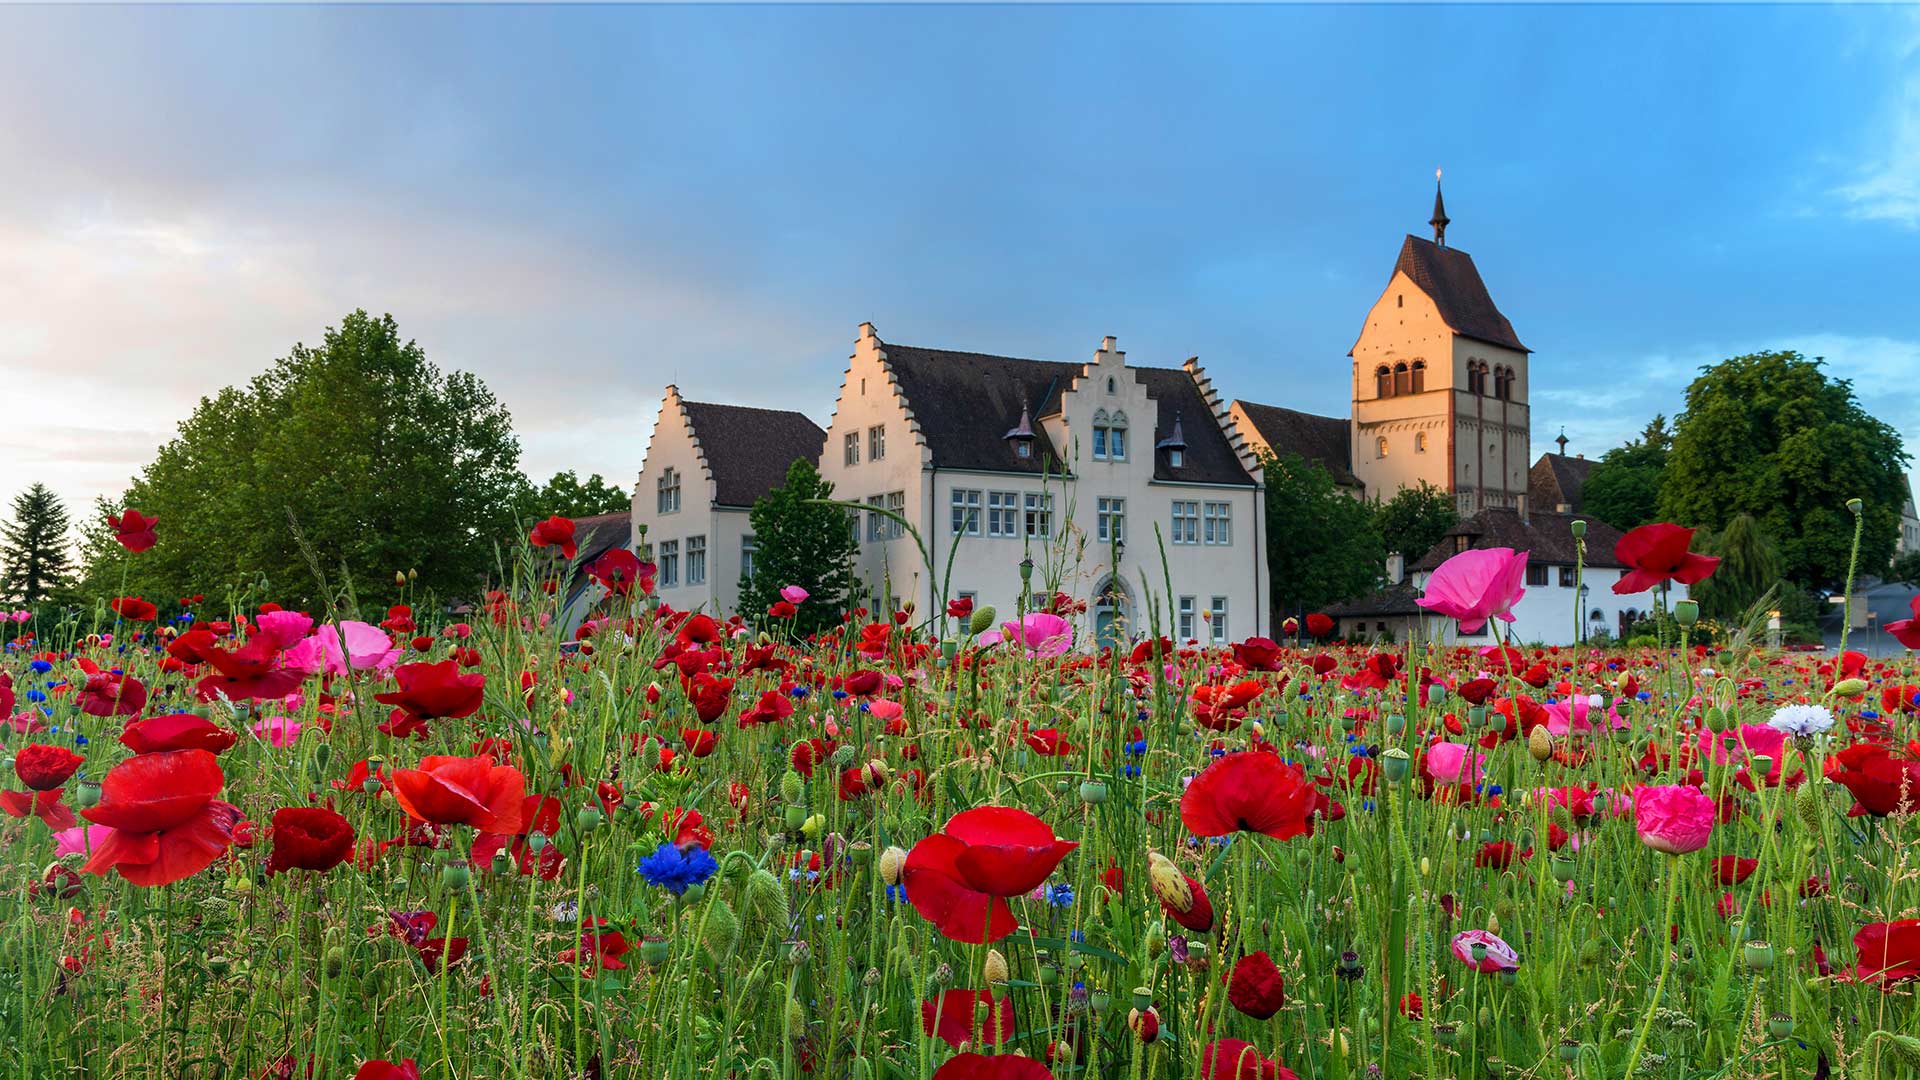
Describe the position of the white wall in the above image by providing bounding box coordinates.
[630,388,744,616]
[1405,564,1689,647]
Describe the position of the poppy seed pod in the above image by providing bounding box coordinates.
[1570,519,1588,539]
[1847,497,1864,516]
[1674,599,1699,626]
[1380,747,1411,783]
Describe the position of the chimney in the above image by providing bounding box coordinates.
[1386,551,1405,585]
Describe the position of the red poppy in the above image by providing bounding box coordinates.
[946,597,974,620]
[375,661,487,723]
[904,807,1078,944]
[1023,728,1074,756]
[80,749,239,886]
[1880,684,1920,715]
[1181,751,1318,842]
[1826,742,1920,817]
[929,1054,1053,1080]
[529,515,578,560]
[1839,919,1920,984]
[921,988,1015,1048]
[109,596,159,622]
[1231,637,1283,672]
[108,509,159,552]
[120,713,239,755]
[1611,523,1720,595]
[14,744,84,791]
[0,788,75,830]
[388,755,527,833]
[1304,613,1334,638]
[681,728,719,757]
[558,917,631,971]
[843,669,885,697]
[1226,950,1286,1019]
[353,1062,420,1080]
[1161,872,1215,932]
[739,689,794,728]
[1200,1039,1297,1080]
[1457,678,1499,706]
[80,672,148,717]
[1712,855,1758,885]
[266,806,355,875]
[471,795,566,879]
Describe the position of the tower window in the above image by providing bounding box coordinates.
[1375,365,1393,398]
[1415,432,1428,453]
[1376,436,1389,459]
[1411,360,1426,393]
[1394,362,1411,396]
[1397,293,1403,308]
[1107,376,1116,393]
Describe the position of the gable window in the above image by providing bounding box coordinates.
[658,540,679,587]
[1097,497,1125,544]
[1203,501,1231,545]
[657,468,681,514]
[1023,492,1053,538]
[740,534,756,581]
[1091,410,1129,461]
[1092,419,1108,460]
[1171,501,1200,545]
[1177,596,1196,641]
[1526,563,1548,587]
[1209,596,1229,643]
[844,432,860,466]
[1107,376,1116,393]
[951,488,982,535]
[686,535,706,585]
[868,424,886,461]
[987,491,1019,537]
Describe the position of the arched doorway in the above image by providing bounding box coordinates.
[1093,576,1134,651]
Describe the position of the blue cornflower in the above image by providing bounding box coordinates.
[790,686,809,699]
[831,689,849,701]
[885,883,909,903]
[636,842,719,895]
[26,690,45,703]
[1068,929,1086,943]
[1045,883,1074,908]
[29,660,51,674]
[1125,740,1147,757]
[1122,764,1141,779]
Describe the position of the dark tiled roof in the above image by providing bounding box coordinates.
[1393,236,1529,353]
[682,402,827,508]
[1233,400,1359,487]
[1528,453,1595,514]
[1410,507,1628,573]
[879,342,1255,487]
[569,511,632,566]
[1325,580,1423,618]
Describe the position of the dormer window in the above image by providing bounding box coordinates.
[1016,442,1032,459]
[1169,448,1183,468]
[1005,401,1037,461]
[1156,413,1187,470]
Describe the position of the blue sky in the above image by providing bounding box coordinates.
[3,4,1917,518]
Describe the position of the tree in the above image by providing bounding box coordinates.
[1582,414,1671,531]
[1,483,74,604]
[520,470,630,520]
[1891,549,1920,587]
[1372,481,1457,562]
[1689,512,1784,620]
[740,458,857,635]
[1660,352,1909,590]
[1260,451,1385,620]
[78,311,525,610]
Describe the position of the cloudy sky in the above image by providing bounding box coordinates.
[3,4,1917,523]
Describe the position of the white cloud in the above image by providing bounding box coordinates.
[1831,14,1920,227]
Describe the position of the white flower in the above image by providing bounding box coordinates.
[1767,704,1835,738]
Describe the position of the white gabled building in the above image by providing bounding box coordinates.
[630,386,826,616]
[817,325,1269,647]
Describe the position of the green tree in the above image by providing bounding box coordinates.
[1,483,74,604]
[1660,352,1909,589]
[1372,481,1457,562]
[740,458,857,636]
[1581,414,1671,530]
[1891,549,1920,587]
[521,470,631,519]
[79,310,525,610]
[1260,451,1385,621]
[1689,512,1784,621]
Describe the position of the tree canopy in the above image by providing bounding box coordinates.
[1581,415,1671,531]
[740,458,857,636]
[1659,351,1908,589]
[80,310,525,610]
[1260,451,1384,620]
[1,483,74,605]
[519,470,631,520]
[1372,481,1457,563]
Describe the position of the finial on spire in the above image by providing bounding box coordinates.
[1555,427,1568,456]
[1430,169,1449,247]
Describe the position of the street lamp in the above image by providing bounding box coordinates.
[1577,583,1590,644]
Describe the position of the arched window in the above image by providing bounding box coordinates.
[1375,365,1393,398]
[1415,431,1427,453]
[1375,436,1389,459]
[1107,376,1116,393]
[1411,360,1426,393]
[1393,362,1411,396]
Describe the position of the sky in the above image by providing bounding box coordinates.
[3,4,1919,525]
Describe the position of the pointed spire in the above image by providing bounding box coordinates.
[1430,168,1449,247]
[1004,401,1035,442]
[1156,412,1187,452]
[1555,427,1568,456]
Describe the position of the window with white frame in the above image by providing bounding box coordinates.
[1171,501,1200,545]
[657,468,681,514]
[951,488,982,535]
[658,540,679,587]
[1203,501,1232,546]
[987,491,1019,537]
[1023,492,1053,538]
[844,432,860,467]
[866,495,887,542]
[686,535,707,585]
[1177,595,1195,641]
[868,425,886,461]
[1097,497,1125,544]
[885,491,906,539]
[1091,410,1130,461]
[740,534,756,581]
[1209,596,1229,643]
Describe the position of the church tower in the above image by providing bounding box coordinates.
[1349,174,1531,516]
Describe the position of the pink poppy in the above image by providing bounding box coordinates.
[1634,784,1715,855]
[1424,741,1484,785]
[992,612,1075,658]
[251,716,304,748]
[1416,548,1528,634]
[1451,928,1521,973]
[780,585,810,605]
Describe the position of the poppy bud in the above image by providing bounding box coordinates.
[800,813,824,839]
[396,572,407,587]
[878,845,907,885]
[1380,747,1411,783]
[324,946,346,979]
[780,770,804,804]
[1385,713,1406,736]
[984,949,1008,985]
[1831,678,1869,699]
[1527,726,1554,762]
[639,935,670,965]
[1146,851,1191,912]
[75,782,101,810]
[492,850,514,875]
[1767,1014,1794,1039]
[928,962,953,990]
[441,863,471,890]
[1127,1005,1160,1043]
[1705,705,1727,733]
[1144,923,1166,958]
[968,606,998,636]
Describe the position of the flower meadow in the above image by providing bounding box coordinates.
[4,513,1920,1080]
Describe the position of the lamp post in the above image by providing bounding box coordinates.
[1577,583,1590,645]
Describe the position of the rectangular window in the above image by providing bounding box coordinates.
[1024,491,1053,538]
[1092,426,1108,460]
[1097,497,1126,544]
[658,540,679,587]
[866,495,886,542]
[1109,427,1127,460]
[686,535,707,585]
[1558,566,1575,587]
[1210,596,1229,643]
[740,534,756,581]
[1526,563,1549,587]
[886,491,906,540]
[951,488,982,535]
[844,432,860,467]
[958,590,977,606]
[1171,501,1200,545]
[846,507,860,544]
[657,469,681,514]
[868,424,886,461]
[1177,595,1196,641]
[987,491,1019,537]
[1203,501,1232,546]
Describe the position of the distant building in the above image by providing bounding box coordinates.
[1528,438,1595,514]
[1899,473,1920,556]
[559,510,634,628]
[818,326,1268,647]
[630,386,826,616]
